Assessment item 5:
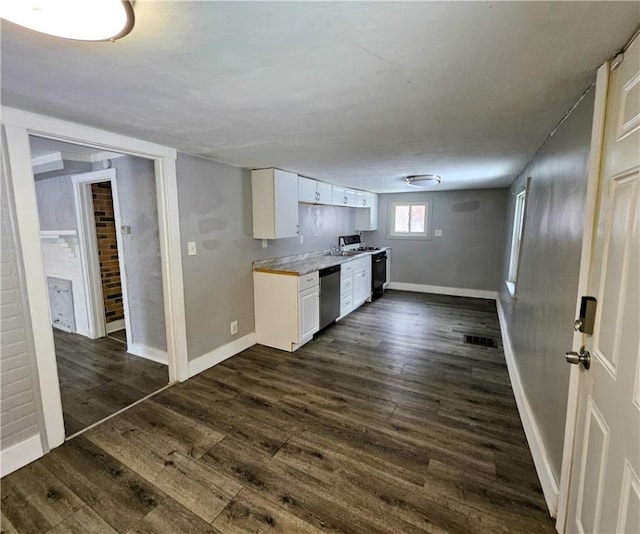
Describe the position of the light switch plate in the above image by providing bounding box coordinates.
[187,241,197,255]
[434,229,443,237]
[262,239,268,248]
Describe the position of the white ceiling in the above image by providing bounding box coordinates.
[2,2,638,192]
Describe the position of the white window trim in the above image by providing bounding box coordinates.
[506,183,528,297]
[387,201,431,240]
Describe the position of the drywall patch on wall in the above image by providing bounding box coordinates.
[368,188,507,291]
[176,153,359,362]
[109,156,166,352]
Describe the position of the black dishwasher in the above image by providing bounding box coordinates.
[319,265,341,330]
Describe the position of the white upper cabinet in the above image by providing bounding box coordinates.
[316,181,332,204]
[298,176,317,204]
[332,185,358,207]
[298,177,333,205]
[252,168,299,239]
[355,192,378,231]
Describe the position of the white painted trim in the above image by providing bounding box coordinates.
[39,230,77,238]
[0,435,44,477]
[106,319,125,333]
[72,169,124,340]
[387,282,498,300]
[556,61,611,532]
[127,343,169,365]
[1,107,176,159]
[188,333,257,378]
[496,298,559,517]
[1,108,189,452]
[31,150,63,168]
[153,157,189,383]
[3,125,66,450]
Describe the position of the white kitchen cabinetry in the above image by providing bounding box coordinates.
[252,168,299,239]
[254,270,319,351]
[339,255,371,318]
[298,177,333,205]
[355,192,378,231]
[316,181,332,204]
[332,185,357,207]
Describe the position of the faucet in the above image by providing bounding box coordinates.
[329,243,340,255]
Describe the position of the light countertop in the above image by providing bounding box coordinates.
[253,248,388,276]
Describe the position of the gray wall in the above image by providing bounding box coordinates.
[177,153,358,361]
[1,149,44,454]
[499,88,595,482]
[34,174,76,231]
[109,156,167,352]
[367,189,507,291]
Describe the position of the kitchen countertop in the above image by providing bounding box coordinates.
[253,248,388,276]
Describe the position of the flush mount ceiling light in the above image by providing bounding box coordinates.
[0,0,135,41]
[403,174,442,187]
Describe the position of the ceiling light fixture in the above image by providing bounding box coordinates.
[0,0,135,41]
[403,174,442,187]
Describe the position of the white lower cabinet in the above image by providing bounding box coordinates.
[299,286,320,341]
[254,271,319,352]
[339,255,371,318]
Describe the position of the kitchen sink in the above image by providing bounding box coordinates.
[325,250,362,257]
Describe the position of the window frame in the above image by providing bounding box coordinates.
[506,184,528,297]
[387,200,431,239]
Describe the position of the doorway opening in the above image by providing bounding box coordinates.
[30,135,169,437]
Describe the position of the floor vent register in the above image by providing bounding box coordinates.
[463,334,498,348]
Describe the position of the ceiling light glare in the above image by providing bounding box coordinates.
[403,174,442,187]
[0,0,135,41]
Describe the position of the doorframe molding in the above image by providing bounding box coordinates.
[555,61,610,532]
[71,169,130,342]
[1,107,189,453]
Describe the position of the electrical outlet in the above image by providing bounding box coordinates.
[230,321,238,335]
[261,239,268,248]
[434,229,443,237]
[299,234,304,244]
[187,241,197,255]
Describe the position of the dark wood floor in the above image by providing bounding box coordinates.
[1,291,555,533]
[52,329,168,436]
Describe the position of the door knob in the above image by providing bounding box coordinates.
[565,346,591,370]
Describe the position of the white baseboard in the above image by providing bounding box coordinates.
[1,434,44,477]
[106,319,125,333]
[387,282,498,300]
[127,342,168,365]
[496,298,559,517]
[188,333,256,378]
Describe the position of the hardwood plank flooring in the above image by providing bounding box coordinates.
[52,329,168,436]
[2,291,555,533]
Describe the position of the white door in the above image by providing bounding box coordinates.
[566,35,639,534]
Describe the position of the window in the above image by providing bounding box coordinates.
[506,189,527,296]
[388,201,430,238]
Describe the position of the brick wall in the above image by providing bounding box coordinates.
[91,183,124,324]
[1,169,41,451]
